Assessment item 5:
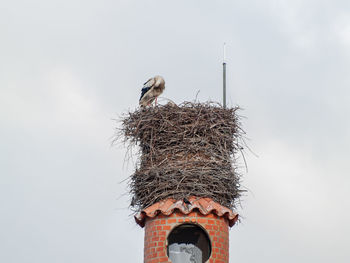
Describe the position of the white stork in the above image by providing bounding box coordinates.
[139,75,165,107]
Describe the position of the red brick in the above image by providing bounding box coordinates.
[167,218,176,224]
[163,225,171,230]
[197,218,206,224]
[151,236,159,241]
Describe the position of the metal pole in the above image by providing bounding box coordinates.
[223,62,226,108]
[223,43,226,108]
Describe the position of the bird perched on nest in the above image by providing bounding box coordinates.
[139,75,165,107]
[183,197,191,206]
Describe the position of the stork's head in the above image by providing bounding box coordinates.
[154,75,165,87]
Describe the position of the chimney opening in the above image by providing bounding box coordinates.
[167,223,211,263]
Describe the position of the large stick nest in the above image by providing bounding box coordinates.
[118,102,245,211]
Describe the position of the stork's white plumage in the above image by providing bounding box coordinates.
[139,75,165,107]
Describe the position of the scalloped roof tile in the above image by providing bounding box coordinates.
[134,197,238,227]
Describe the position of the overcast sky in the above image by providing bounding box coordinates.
[1,0,350,262]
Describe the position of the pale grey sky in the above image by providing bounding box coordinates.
[1,0,349,262]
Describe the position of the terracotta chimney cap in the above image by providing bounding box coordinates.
[134,196,238,227]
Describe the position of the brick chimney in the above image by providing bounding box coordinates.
[135,197,238,263]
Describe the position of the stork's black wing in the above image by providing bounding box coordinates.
[139,86,151,101]
[139,78,155,101]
